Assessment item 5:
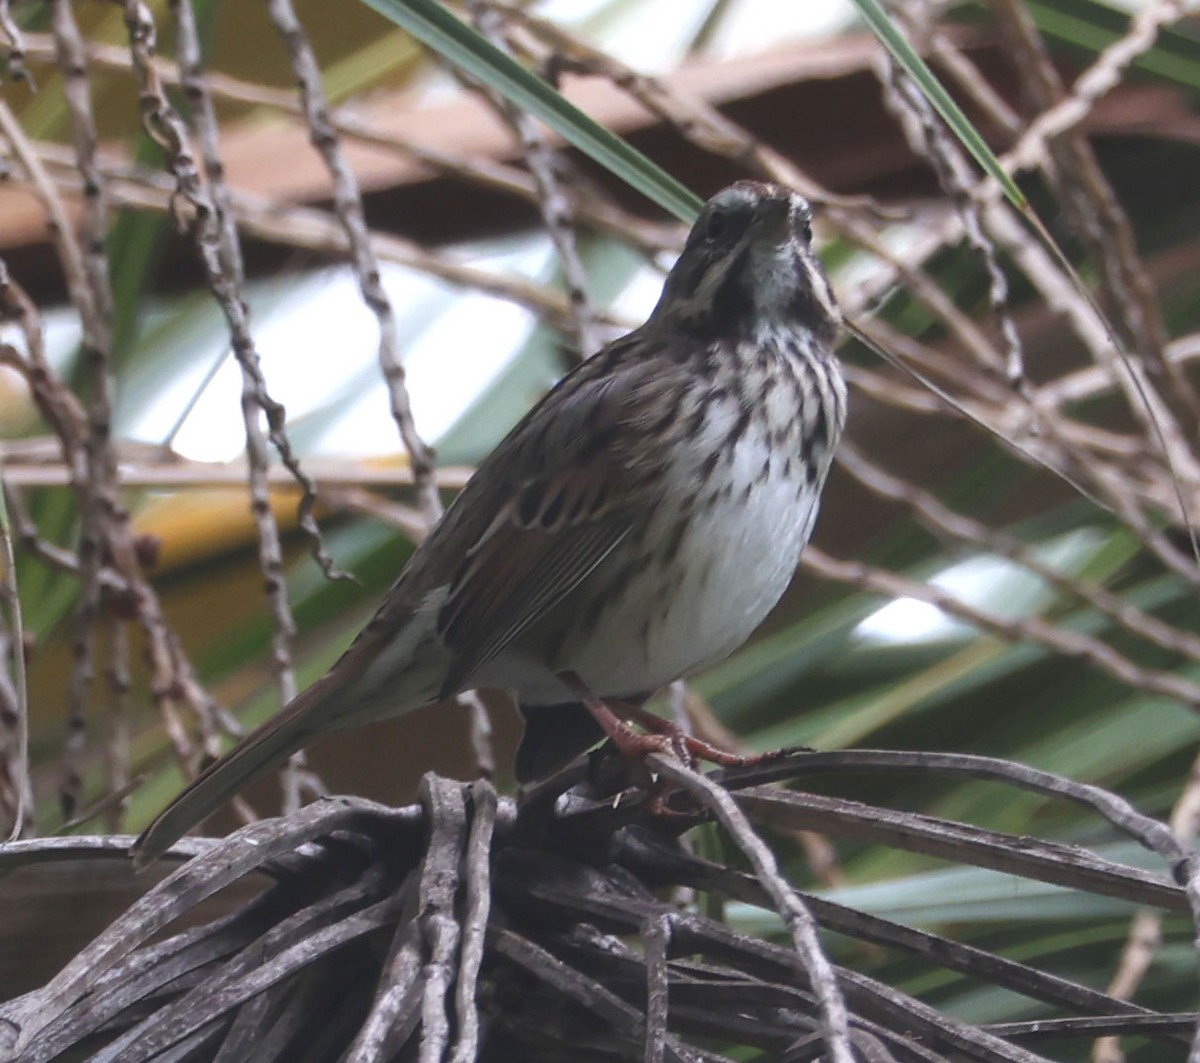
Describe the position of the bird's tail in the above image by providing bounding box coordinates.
[132,597,447,869]
[131,684,325,869]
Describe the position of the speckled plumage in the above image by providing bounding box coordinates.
[134,181,847,866]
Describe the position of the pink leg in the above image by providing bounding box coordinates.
[558,672,785,770]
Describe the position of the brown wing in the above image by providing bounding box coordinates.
[400,330,674,696]
[133,334,683,868]
[435,465,634,694]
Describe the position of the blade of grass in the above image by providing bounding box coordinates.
[851,0,1026,209]
[1028,0,1200,92]
[354,0,702,221]
[851,0,1200,570]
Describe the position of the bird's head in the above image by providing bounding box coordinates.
[654,181,840,345]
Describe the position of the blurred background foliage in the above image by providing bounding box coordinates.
[2,0,1200,1056]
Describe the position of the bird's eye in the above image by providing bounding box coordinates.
[704,208,729,242]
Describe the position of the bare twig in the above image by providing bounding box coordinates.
[346,880,423,1062]
[642,912,671,1063]
[0,478,31,840]
[13,30,679,255]
[458,689,495,779]
[0,0,31,85]
[3,28,234,789]
[101,616,132,832]
[469,1,606,361]
[449,780,496,1063]
[647,752,855,1063]
[418,778,466,1063]
[990,0,1198,427]
[838,442,1200,663]
[171,0,336,814]
[926,26,1022,138]
[702,750,1189,878]
[1097,744,1200,1062]
[0,448,474,491]
[878,47,1024,387]
[50,0,120,823]
[26,140,636,335]
[0,103,100,332]
[266,0,442,529]
[0,265,88,479]
[801,545,1200,708]
[164,0,300,736]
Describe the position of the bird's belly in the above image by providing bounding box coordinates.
[650,471,819,679]
[519,428,825,704]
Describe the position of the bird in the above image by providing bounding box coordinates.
[132,180,847,867]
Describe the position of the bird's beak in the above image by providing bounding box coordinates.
[751,196,793,245]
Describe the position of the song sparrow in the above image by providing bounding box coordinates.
[133,180,846,867]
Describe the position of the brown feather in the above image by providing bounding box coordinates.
[131,682,321,868]
[131,181,846,867]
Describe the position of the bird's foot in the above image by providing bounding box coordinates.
[612,700,790,770]
[557,670,773,775]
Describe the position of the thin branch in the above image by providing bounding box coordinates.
[0,0,31,85]
[989,0,1198,430]
[0,480,31,840]
[469,0,606,361]
[50,0,120,824]
[0,102,101,332]
[621,831,1169,1032]
[0,266,89,479]
[647,752,855,1063]
[878,46,1025,388]
[265,0,442,529]
[165,0,299,738]
[449,780,497,1063]
[101,616,132,832]
[418,776,466,1063]
[803,544,1200,707]
[706,750,1190,880]
[13,30,679,256]
[0,449,474,490]
[28,141,636,335]
[642,912,671,1063]
[838,441,1200,664]
[457,689,495,780]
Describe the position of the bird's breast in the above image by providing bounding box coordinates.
[546,368,835,699]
